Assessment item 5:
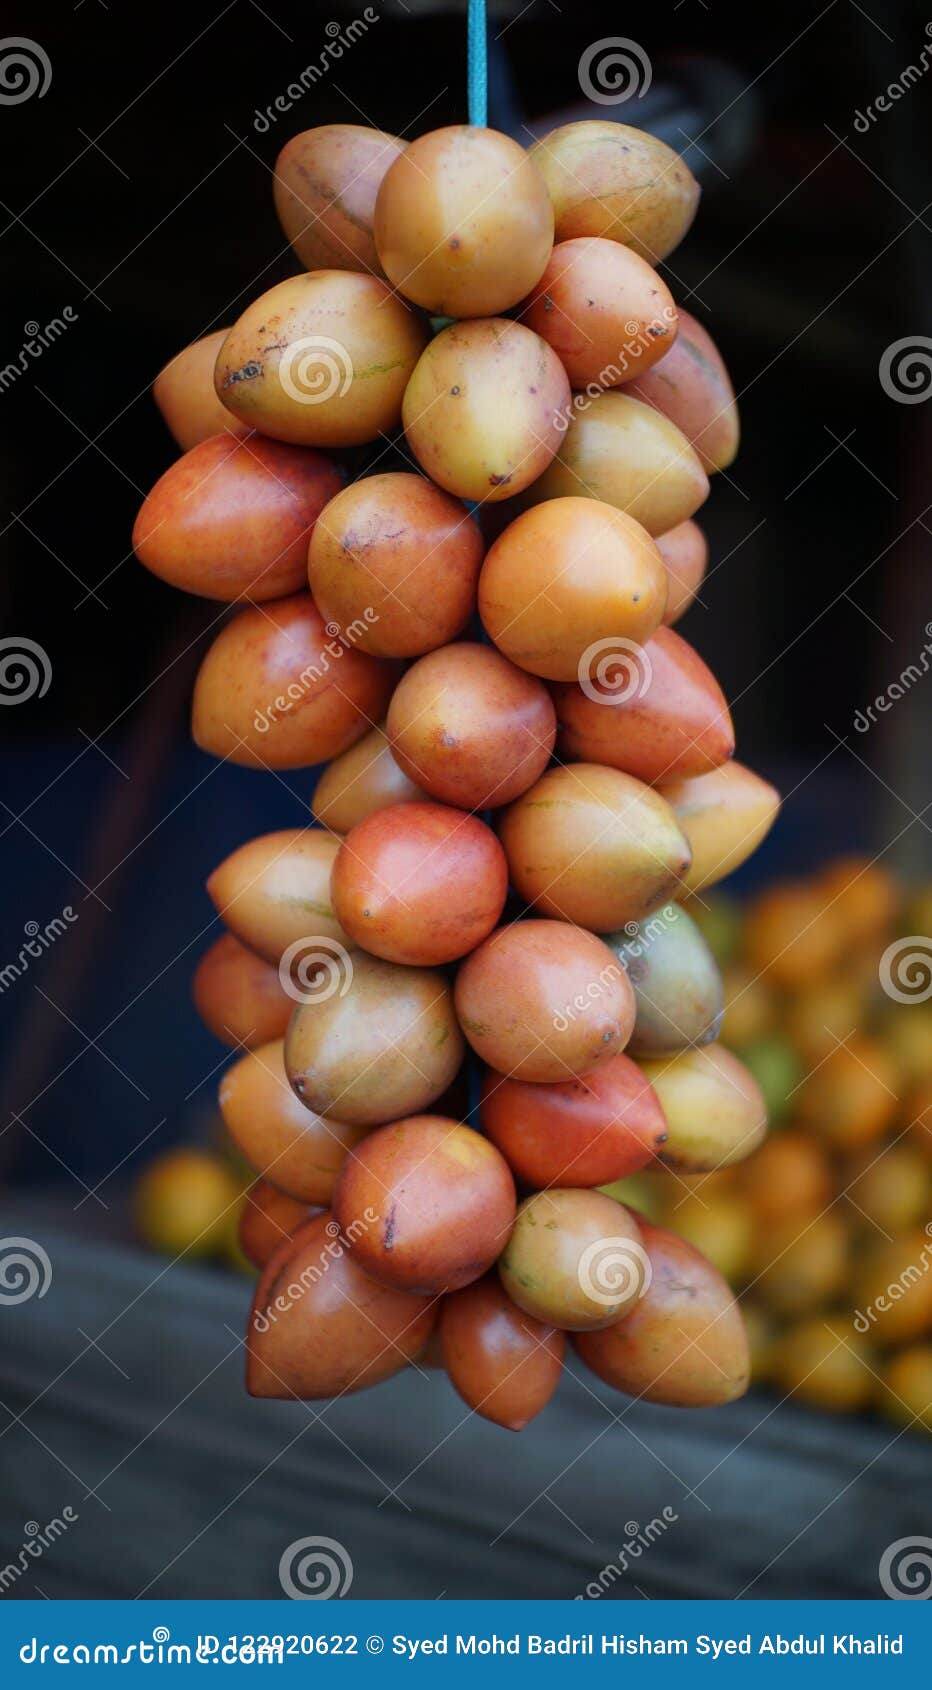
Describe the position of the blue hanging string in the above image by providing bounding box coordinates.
[466,0,492,1135]
[467,0,488,127]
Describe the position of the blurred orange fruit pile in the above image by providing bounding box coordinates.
[608,855,932,1434]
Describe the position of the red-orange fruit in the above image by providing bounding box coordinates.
[247,1213,436,1399]
[133,434,342,602]
[192,933,292,1049]
[273,125,406,276]
[307,472,483,658]
[629,308,739,472]
[480,1054,668,1188]
[478,497,668,682]
[152,330,250,451]
[657,520,708,625]
[331,802,508,966]
[218,1039,368,1205]
[374,125,554,318]
[191,593,396,769]
[521,237,677,388]
[551,625,734,785]
[332,1116,516,1294]
[575,1221,750,1405]
[386,642,556,809]
[455,920,636,1084]
[239,1178,317,1269]
[440,1275,565,1429]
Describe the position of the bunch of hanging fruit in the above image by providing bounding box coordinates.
[132,116,781,1429]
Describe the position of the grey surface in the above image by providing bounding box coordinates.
[0,1201,928,1602]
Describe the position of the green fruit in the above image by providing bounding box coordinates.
[604,902,723,1056]
[597,1173,664,1221]
[689,892,743,967]
[737,1034,801,1124]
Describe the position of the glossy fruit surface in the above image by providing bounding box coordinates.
[527,122,700,261]
[153,330,249,451]
[499,763,691,930]
[403,319,569,503]
[307,472,483,657]
[207,828,347,964]
[333,1115,515,1294]
[193,933,292,1048]
[273,124,406,275]
[133,434,342,602]
[247,1213,436,1399]
[310,724,425,833]
[604,902,724,1055]
[191,593,395,769]
[657,520,708,624]
[455,920,635,1084]
[551,624,733,783]
[575,1220,750,1405]
[478,497,666,681]
[440,1275,565,1429]
[239,1178,314,1269]
[480,1052,667,1188]
[215,272,427,447]
[219,1038,368,1204]
[521,237,677,387]
[629,309,739,472]
[660,762,781,893]
[529,390,708,536]
[331,802,508,966]
[386,642,555,809]
[639,1044,767,1171]
[499,1188,646,1330]
[374,126,553,316]
[285,951,464,1125]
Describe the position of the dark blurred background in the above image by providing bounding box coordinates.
[0,0,930,1188]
